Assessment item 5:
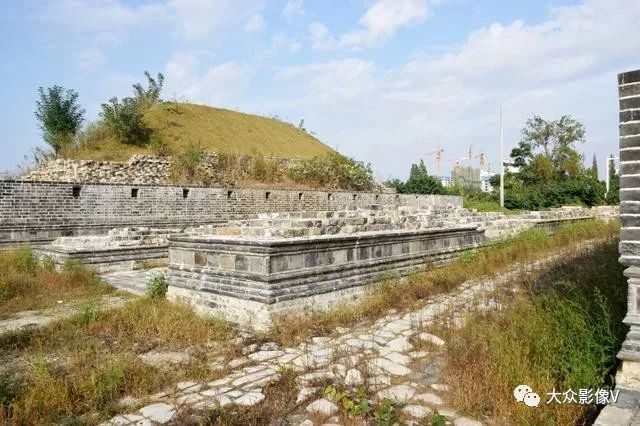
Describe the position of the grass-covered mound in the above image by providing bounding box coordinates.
[69,102,335,162]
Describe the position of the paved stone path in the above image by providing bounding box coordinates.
[102,268,167,296]
[0,295,127,334]
[99,247,584,426]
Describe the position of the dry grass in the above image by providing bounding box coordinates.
[0,298,237,425]
[0,249,114,317]
[68,103,334,161]
[442,239,625,425]
[267,220,620,347]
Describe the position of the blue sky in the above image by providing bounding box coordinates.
[1,0,639,180]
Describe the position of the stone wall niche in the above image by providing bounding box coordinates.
[616,69,640,390]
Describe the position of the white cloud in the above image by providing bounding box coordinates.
[73,48,107,71]
[282,0,304,23]
[308,22,337,50]
[40,0,264,41]
[169,0,265,40]
[164,52,252,107]
[244,13,266,33]
[39,0,169,33]
[340,0,429,48]
[272,0,640,178]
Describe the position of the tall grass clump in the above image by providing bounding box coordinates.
[443,240,626,425]
[0,248,112,316]
[1,298,236,424]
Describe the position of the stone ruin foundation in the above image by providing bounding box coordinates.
[164,204,617,330]
[17,180,618,330]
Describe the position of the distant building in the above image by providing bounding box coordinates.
[440,176,453,188]
[452,166,481,191]
[480,170,496,193]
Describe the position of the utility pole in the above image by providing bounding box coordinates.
[499,106,505,208]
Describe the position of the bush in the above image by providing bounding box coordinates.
[169,143,210,185]
[100,97,151,145]
[288,153,375,191]
[146,274,168,298]
[149,135,171,156]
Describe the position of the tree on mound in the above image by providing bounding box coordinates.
[100,71,164,145]
[34,86,85,155]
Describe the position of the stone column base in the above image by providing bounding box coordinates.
[615,360,640,392]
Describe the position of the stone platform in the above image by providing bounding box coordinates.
[165,205,617,329]
[35,227,176,273]
[167,225,485,329]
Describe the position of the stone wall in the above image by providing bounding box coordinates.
[616,68,640,386]
[0,179,462,248]
[22,154,302,186]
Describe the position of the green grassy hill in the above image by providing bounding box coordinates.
[70,103,335,161]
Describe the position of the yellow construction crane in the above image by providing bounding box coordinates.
[474,150,486,171]
[426,146,444,177]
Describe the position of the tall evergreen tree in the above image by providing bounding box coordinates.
[591,154,599,180]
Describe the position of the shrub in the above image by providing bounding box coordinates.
[288,153,375,191]
[0,373,21,408]
[100,97,151,145]
[149,135,171,156]
[147,274,168,298]
[169,143,210,185]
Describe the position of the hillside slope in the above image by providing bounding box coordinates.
[70,103,335,161]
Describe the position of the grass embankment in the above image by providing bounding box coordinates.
[69,103,334,162]
[0,253,237,425]
[0,249,114,317]
[443,239,625,425]
[268,220,620,346]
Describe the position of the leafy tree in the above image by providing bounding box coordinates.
[501,114,605,209]
[519,115,585,168]
[34,86,85,154]
[389,160,447,195]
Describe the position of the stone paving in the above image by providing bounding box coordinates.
[102,268,167,296]
[99,248,581,426]
[0,295,127,334]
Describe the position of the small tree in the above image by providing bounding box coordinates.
[34,85,85,154]
[132,71,164,111]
